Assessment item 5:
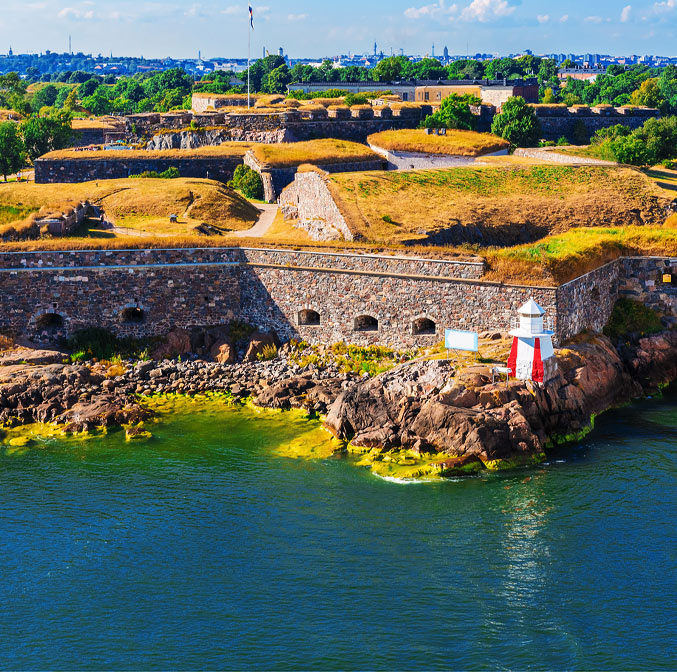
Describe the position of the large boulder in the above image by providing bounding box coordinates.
[244,331,278,363]
[210,340,235,364]
[152,329,192,360]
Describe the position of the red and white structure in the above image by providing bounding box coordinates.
[507,299,558,384]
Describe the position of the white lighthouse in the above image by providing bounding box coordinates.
[507,299,558,383]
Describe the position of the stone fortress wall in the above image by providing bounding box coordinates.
[0,247,674,349]
[34,155,244,185]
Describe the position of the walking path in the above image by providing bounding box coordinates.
[231,203,278,238]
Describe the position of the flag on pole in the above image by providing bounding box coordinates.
[249,5,254,29]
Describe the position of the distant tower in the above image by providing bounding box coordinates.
[8,46,12,57]
[278,46,284,57]
[69,35,72,55]
[400,48,404,57]
[374,42,377,57]
[198,50,201,60]
[508,300,558,384]
[432,43,435,58]
[443,46,449,60]
[263,46,266,59]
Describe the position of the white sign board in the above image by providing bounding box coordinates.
[444,329,479,353]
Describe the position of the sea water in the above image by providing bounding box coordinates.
[0,394,675,670]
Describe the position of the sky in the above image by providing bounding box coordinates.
[0,0,675,60]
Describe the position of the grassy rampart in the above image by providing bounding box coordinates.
[249,139,381,169]
[40,143,255,162]
[367,129,509,157]
[329,165,671,245]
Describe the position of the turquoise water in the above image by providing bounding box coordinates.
[1,395,675,671]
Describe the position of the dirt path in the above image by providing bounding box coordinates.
[231,203,278,238]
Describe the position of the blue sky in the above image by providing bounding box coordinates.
[1,0,675,59]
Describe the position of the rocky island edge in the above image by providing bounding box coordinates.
[0,319,675,479]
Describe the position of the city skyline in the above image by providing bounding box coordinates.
[1,0,675,61]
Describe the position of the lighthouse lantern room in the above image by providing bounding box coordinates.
[507,299,558,384]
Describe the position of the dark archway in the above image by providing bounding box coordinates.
[36,313,64,330]
[121,307,145,324]
[412,317,436,335]
[299,309,321,326]
[354,315,379,332]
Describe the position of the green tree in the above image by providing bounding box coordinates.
[0,122,25,180]
[629,78,665,108]
[490,96,541,147]
[658,65,677,112]
[411,58,445,80]
[78,78,101,98]
[421,93,480,130]
[80,88,113,115]
[373,56,407,81]
[541,88,557,103]
[266,64,292,94]
[19,111,73,162]
[32,84,59,110]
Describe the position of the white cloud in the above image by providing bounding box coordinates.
[460,0,515,22]
[537,14,549,23]
[652,0,675,12]
[221,5,241,15]
[560,14,569,22]
[621,5,632,21]
[287,13,307,21]
[584,15,603,23]
[57,7,94,19]
[404,1,458,20]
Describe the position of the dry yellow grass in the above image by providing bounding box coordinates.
[41,143,255,161]
[329,165,672,246]
[485,226,677,285]
[0,178,259,236]
[249,139,380,169]
[367,129,510,157]
[0,110,23,121]
[71,117,125,132]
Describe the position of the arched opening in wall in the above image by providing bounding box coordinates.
[121,307,145,324]
[298,309,321,326]
[36,313,64,330]
[590,287,601,303]
[354,315,379,332]
[412,317,436,335]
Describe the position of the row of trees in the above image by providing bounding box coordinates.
[0,110,73,180]
[544,65,677,113]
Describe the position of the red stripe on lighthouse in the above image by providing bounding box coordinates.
[508,337,519,377]
[532,337,544,383]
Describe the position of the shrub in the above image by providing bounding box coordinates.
[228,164,264,200]
[556,137,570,146]
[344,93,369,106]
[129,166,180,179]
[490,96,541,148]
[257,344,278,361]
[603,298,663,340]
[421,93,480,131]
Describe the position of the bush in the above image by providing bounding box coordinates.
[603,298,663,340]
[228,164,263,200]
[421,93,480,131]
[344,93,369,106]
[556,137,570,146]
[257,344,278,361]
[490,96,541,148]
[129,166,180,179]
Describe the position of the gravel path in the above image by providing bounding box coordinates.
[231,204,278,238]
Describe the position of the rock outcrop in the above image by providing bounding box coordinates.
[323,333,676,474]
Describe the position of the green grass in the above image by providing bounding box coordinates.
[0,204,35,227]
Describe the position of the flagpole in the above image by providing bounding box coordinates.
[247,11,251,110]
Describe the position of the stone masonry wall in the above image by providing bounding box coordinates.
[0,247,672,349]
[245,152,387,203]
[279,172,354,241]
[34,156,243,184]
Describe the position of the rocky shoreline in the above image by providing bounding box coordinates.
[1,329,675,477]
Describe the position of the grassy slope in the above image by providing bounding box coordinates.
[0,178,260,235]
[329,165,671,245]
[250,139,380,169]
[41,143,254,161]
[485,226,677,285]
[367,129,510,157]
